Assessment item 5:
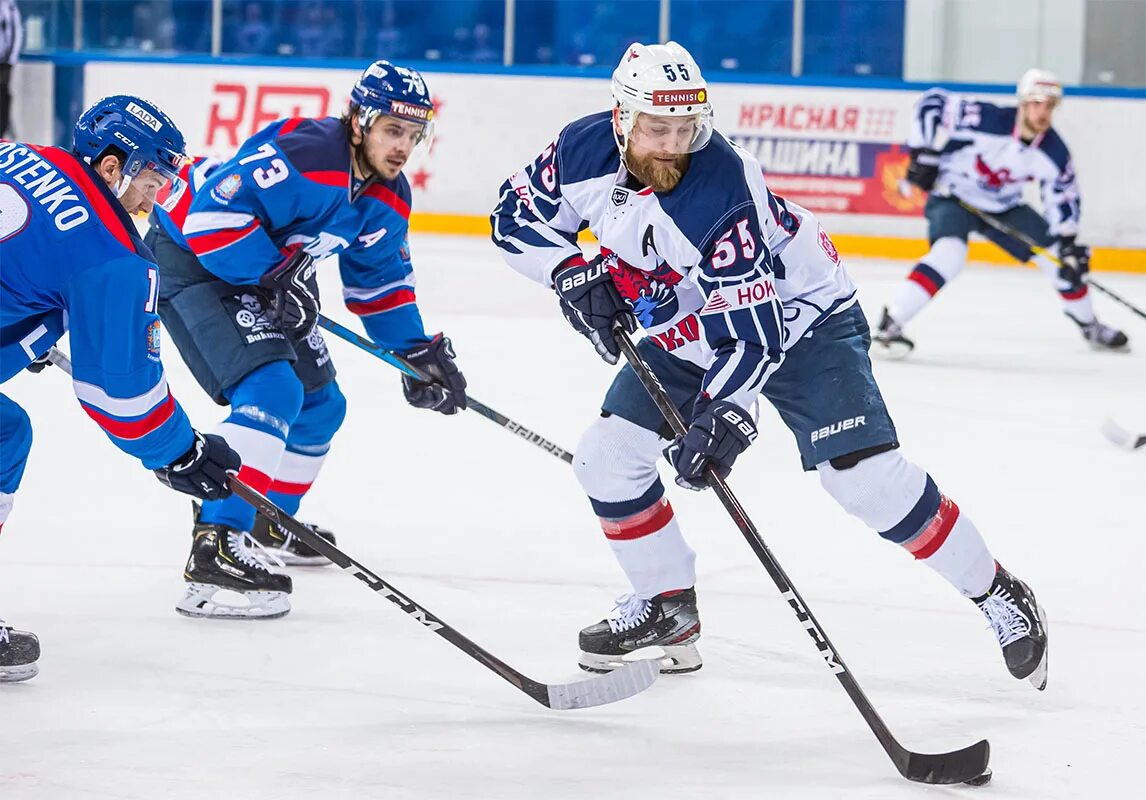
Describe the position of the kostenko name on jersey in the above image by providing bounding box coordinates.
[0,142,90,231]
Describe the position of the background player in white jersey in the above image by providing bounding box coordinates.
[877,69,1128,356]
[492,42,1048,689]
[1,96,241,682]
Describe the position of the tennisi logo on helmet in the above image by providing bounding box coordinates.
[390,100,433,122]
[652,89,706,107]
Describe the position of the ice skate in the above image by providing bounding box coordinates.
[176,507,292,619]
[1070,315,1129,351]
[974,563,1048,690]
[873,307,915,360]
[0,619,40,683]
[251,514,336,567]
[579,588,702,674]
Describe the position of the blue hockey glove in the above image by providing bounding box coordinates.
[905,148,941,192]
[664,399,758,490]
[260,249,319,333]
[552,254,637,365]
[1057,237,1090,286]
[154,432,241,501]
[401,334,468,415]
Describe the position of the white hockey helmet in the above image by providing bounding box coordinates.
[611,41,713,155]
[1017,68,1063,106]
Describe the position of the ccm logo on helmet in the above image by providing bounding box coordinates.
[652,89,706,106]
[126,102,163,132]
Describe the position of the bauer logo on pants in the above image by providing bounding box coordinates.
[810,415,866,443]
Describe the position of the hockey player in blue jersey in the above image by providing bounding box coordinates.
[876,68,1128,356]
[146,60,466,619]
[492,42,1049,689]
[0,96,242,682]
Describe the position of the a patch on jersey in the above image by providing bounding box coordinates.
[611,187,629,206]
[818,226,840,264]
[698,277,777,316]
[146,319,162,361]
[606,253,682,328]
[210,174,243,204]
[399,238,411,261]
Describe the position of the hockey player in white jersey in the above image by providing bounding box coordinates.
[492,42,1049,689]
[877,69,1128,356]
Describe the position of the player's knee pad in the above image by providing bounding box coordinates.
[573,414,668,503]
[225,360,305,439]
[0,394,33,493]
[288,382,348,448]
[817,449,928,534]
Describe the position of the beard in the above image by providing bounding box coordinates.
[625,147,690,193]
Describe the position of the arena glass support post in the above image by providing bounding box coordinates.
[502,0,515,67]
[791,0,805,77]
[211,0,223,57]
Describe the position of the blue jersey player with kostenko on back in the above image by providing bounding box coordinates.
[0,96,242,682]
[492,41,1049,690]
[875,68,1128,357]
[147,60,467,619]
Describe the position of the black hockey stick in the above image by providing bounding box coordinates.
[318,315,574,464]
[952,197,1146,321]
[229,478,658,709]
[1101,419,1146,450]
[45,345,656,708]
[613,329,991,785]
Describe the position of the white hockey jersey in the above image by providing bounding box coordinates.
[491,111,856,412]
[910,89,1080,236]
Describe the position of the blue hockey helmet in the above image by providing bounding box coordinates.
[73,95,187,195]
[349,60,435,146]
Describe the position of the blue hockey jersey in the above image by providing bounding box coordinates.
[910,89,1081,235]
[491,111,855,412]
[153,117,429,352]
[0,141,195,469]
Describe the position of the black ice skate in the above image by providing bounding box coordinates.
[251,514,336,567]
[873,307,915,360]
[579,588,702,674]
[974,563,1048,690]
[176,506,292,620]
[0,619,40,683]
[1070,315,1129,351]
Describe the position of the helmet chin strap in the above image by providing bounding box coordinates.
[113,174,133,198]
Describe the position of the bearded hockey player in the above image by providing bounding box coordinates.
[877,68,1128,356]
[491,42,1049,691]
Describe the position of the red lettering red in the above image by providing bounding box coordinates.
[206,83,247,149]
[251,86,331,134]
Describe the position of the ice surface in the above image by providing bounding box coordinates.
[2,236,1143,799]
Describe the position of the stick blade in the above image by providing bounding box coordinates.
[899,739,990,785]
[545,659,660,710]
[1102,419,1146,450]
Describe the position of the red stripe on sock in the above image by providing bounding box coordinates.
[908,270,940,296]
[269,479,311,496]
[1060,286,1088,300]
[906,495,960,560]
[601,497,675,541]
[236,465,273,494]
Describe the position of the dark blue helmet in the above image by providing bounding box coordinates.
[73,95,186,185]
[349,60,435,145]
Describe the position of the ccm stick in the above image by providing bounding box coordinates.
[612,330,992,785]
[45,346,657,709]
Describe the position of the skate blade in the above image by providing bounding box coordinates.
[578,644,702,675]
[1027,605,1049,691]
[0,663,39,683]
[872,339,913,361]
[176,584,291,620]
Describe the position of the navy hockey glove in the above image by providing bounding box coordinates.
[25,353,52,374]
[154,432,241,501]
[1057,237,1091,286]
[664,399,758,491]
[401,334,468,415]
[905,148,941,192]
[553,254,637,365]
[260,249,319,333]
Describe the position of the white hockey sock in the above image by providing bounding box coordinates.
[888,238,968,325]
[901,496,996,598]
[601,497,696,599]
[1031,252,1096,324]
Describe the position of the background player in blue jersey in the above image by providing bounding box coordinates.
[0,96,241,682]
[146,60,466,619]
[877,68,1128,356]
[492,42,1049,690]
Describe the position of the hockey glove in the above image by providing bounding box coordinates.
[1057,237,1091,286]
[664,399,758,491]
[260,249,320,334]
[553,254,637,365]
[25,353,53,374]
[401,334,468,415]
[154,431,241,501]
[905,148,941,192]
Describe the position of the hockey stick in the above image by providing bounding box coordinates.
[612,329,991,785]
[44,345,657,709]
[318,315,574,465]
[1101,419,1146,451]
[951,197,1146,321]
[228,477,659,710]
